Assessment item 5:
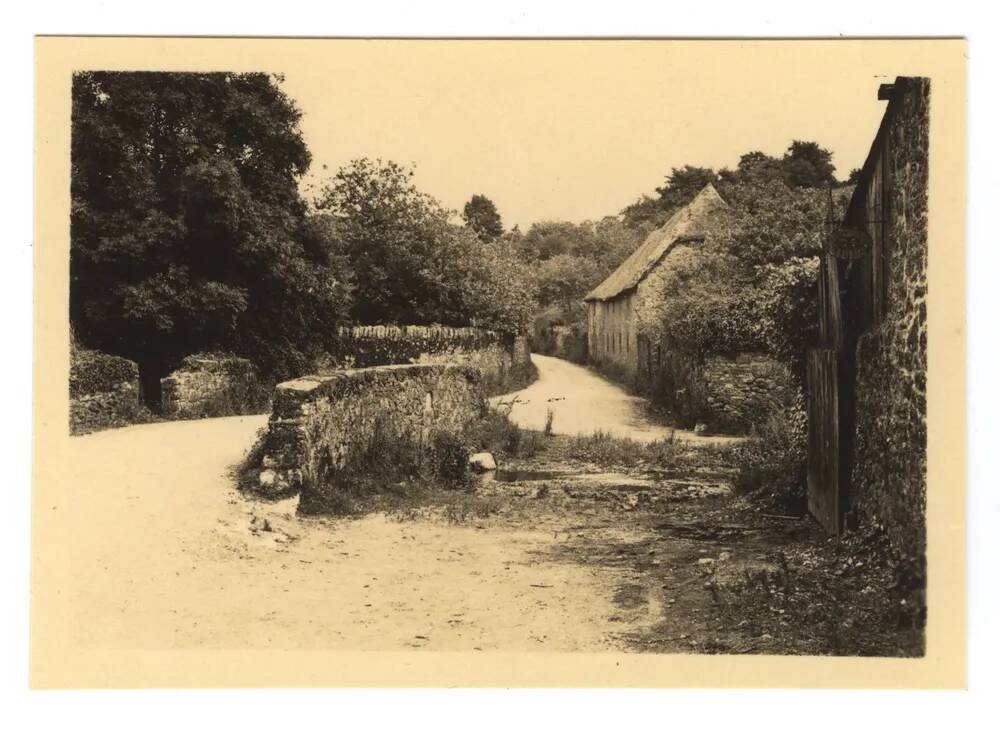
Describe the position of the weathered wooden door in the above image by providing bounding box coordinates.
[807,348,840,533]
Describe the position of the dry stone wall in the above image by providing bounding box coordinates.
[160,353,262,418]
[323,326,531,395]
[254,364,483,500]
[702,355,794,432]
[649,351,792,434]
[70,347,143,434]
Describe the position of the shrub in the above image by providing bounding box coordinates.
[70,345,139,397]
[427,428,472,487]
[463,409,520,456]
[733,401,808,511]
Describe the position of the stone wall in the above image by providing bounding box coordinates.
[253,364,483,500]
[702,354,794,432]
[851,77,930,561]
[652,351,792,434]
[160,353,262,418]
[69,347,143,435]
[324,326,531,395]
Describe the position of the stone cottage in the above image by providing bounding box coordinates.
[584,183,731,378]
[583,183,792,433]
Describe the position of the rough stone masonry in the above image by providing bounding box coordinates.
[254,363,484,500]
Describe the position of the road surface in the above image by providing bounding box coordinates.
[492,354,740,444]
[35,415,642,661]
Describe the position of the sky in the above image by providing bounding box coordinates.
[276,41,906,229]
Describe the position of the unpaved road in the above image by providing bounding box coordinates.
[46,416,667,653]
[492,354,740,444]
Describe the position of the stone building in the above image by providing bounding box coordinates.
[807,77,930,558]
[584,183,731,377]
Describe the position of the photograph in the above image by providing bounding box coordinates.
[30,37,967,688]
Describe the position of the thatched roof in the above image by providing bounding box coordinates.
[585,183,730,302]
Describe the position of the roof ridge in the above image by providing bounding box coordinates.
[584,183,729,302]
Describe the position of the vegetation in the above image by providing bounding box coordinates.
[314,158,537,336]
[71,72,354,399]
[515,217,645,327]
[621,141,843,230]
[732,401,809,512]
[462,194,504,242]
[71,74,540,403]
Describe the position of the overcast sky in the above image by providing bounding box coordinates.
[278,41,904,229]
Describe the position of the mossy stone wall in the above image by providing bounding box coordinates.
[254,364,483,499]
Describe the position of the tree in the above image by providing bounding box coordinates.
[316,158,537,334]
[316,158,462,325]
[847,167,863,185]
[71,71,354,398]
[518,221,595,261]
[733,151,785,184]
[462,194,504,241]
[533,254,603,322]
[622,165,719,229]
[455,237,538,335]
[782,140,837,188]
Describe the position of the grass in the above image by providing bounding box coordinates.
[558,430,684,470]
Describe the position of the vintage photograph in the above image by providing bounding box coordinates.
[32,38,967,687]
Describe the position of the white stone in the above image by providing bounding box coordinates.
[468,452,497,473]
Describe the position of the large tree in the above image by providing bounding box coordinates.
[71,72,354,398]
[782,140,837,188]
[462,194,504,241]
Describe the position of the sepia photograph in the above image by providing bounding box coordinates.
[30,37,967,689]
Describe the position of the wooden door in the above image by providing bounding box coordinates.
[807,348,841,534]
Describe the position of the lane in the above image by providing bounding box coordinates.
[37,413,626,655]
[492,354,740,444]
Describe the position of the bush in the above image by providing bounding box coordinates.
[733,401,808,511]
[427,428,472,486]
[463,409,524,457]
[70,345,139,397]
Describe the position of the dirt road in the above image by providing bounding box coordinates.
[492,354,739,444]
[47,416,662,653]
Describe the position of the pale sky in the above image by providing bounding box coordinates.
[276,41,913,228]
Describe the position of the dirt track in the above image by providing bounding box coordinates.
[53,415,671,652]
[492,354,740,445]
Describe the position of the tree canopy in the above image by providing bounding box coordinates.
[462,194,504,241]
[622,141,840,228]
[70,71,354,396]
[315,158,536,335]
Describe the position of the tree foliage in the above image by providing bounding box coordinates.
[633,181,841,380]
[622,141,839,228]
[462,194,504,241]
[783,140,837,188]
[517,217,645,325]
[622,165,719,229]
[316,158,536,335]
[70,71,354,395]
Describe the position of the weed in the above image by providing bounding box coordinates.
[733,404,807,513]
[562,430,682,470]
[543,407,555,436]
